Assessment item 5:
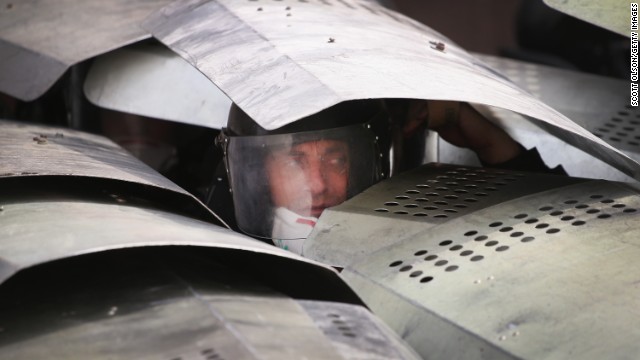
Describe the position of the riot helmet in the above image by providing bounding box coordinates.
[218,100,389,254]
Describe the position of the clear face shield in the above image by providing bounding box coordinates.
[223,123,381,253]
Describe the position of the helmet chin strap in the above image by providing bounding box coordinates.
[271,207,318,255]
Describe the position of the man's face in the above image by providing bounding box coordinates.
[266,139,349,218]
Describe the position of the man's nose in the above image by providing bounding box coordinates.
[305,161,327,196]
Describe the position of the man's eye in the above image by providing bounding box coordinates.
[284,156,304,167]
[325,155,347,169]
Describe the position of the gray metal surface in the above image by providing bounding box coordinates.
[544,0,628,37]
[304,163,584,267]
[144,0,640,180]
[0,192,345,290]
[341,176,640,359]
[0,119,223,222]
[0,0,172,101]
[0,253,370,359]
[84,44,232,129]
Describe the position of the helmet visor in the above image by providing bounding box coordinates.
[227,123,380,241]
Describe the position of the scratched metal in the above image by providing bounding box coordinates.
[0,0,172,101]
[304,163,584,267]
[84,44,232,129]
[544,0,628,37]
[438,55,637,182]
[0,246,408,360]
[144,0,640,180]
[341,178,640,359]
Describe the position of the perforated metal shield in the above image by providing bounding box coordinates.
[0,0,174,101]
[337,164,640,359]
[84,44,232,129]
[144,0,640,180]
[438,55,638,182]
[543,0,628,37]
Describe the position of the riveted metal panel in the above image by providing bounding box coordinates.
[341,176,640,359]
[144,0,640,180]
[84,44,232,129]
[543,0,628,37]
[0,0,173,101]
[304,163,584,267]
[438,55,636,182]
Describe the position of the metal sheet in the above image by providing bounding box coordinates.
[439,55,637,182]
[0,0,173,101]
[0,119,224,223]
[0,251,359,359]
[543,0,629,37]
[84,44,232,129]
[342,178,640,359]
[304,163,584,267]
[144,0,640,180]
[0,189,362,302]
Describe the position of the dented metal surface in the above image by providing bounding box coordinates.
[340,166,640,359]
[0,119,222,223]
[544,0,628,37]
[144,0,640,180]
[305,163,584,267]
[0,0,173,101]
[439,55,637,182]
[84,44,232,129]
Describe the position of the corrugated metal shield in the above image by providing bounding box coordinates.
[543,0,628,37]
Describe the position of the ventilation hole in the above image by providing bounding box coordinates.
[439,240,453,246]
[385,202,399,206]
[434,214,449,218]
[624,208,638,213]
[494,181,507,186]
[485,187,498,191]
[436,187,449,191]
[535,223,549,229]
[539,206,553,211]
[465,230,478,236]
[406,190,420,194]
[572,221,586,226]
[454,204,468,208]
[415,198,429,202]
[410,270,423,278]
[444,195,458,200]
[470,255,484,262]
[499,227,513,232]
[435,260,448,266]
[612,204,626,208]
[514,213,528,219]
[413,212,428,217]
[399,265,412,272]
[474,235,488,241]
[342,332,356,337]
[404,204,419,208]
[475,192,488,197]
[550,211,563,216]
[511,231,524,237]
[395,196,410,200]
[485,241,499,247]
[444,209,458,213]
[546,228,560,234]
[434,201,448,205]
[446,182,459,186]
[464,198,478,203]
[496,245,509,252]
[414,250,428,256]
[460,250,473,256]
[586,209,600,214]
[424,206,438,210]
[394,211,409,215]
[564,200,578,204]
[601,199,615,204]
[202,349,215,355]
[525,218,538,224]
[450,245,463,251]
[489,222,503,227]
[389,260,403,267]
[425,192,439,197]
[590,194,603,199]
[425,255,438,261]
[416,184,430,188]
[337,326,351,331]
[598,214,612,219]
[575,204,589,209]
[521,236,535,242]
[327,314,340,318]
[561,216,575,221]
[374,208,389,212]
[464,184,478,188]
[420,276,434,283]
[445,265,459,272]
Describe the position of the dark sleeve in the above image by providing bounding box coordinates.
[481,145,567,175]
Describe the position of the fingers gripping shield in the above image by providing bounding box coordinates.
[225,124,381,249]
